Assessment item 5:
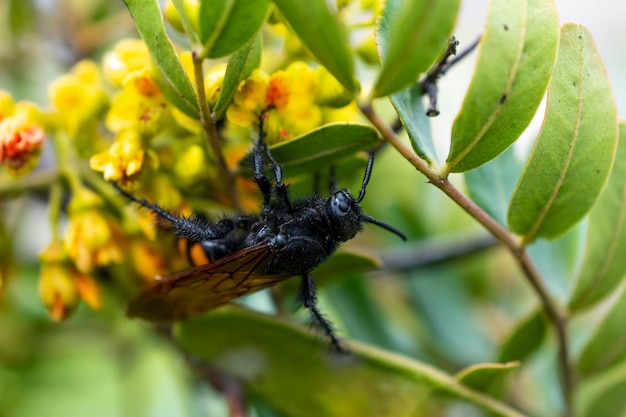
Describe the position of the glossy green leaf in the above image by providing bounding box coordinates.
[123,0,199,117]
[175,307,525,417]
[372,0,460,98]
[239,123,381,177]
[499,309,547,363]
[455,362,519,399]
[389,84,438,165]
[199,0,270,58]
[578,287,626,377]
[445,0,559,173]
[569,123,626,311]
[272,0,356,93]
[464,146,521,227]
[507,24,618,241]
[213,35,261,120]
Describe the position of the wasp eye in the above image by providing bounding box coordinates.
[328,191,351,217]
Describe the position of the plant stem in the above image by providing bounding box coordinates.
[0,169,59,195]
[191,51,243,213]
[360,103,573,417]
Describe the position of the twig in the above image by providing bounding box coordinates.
[419,36,480,117]
[359,103,573,417]
[192,51,243,213]
[378,233,497,271]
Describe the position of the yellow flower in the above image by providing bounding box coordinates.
[64,190,124,273]
[102,39,151,87]
[90,129,155,183]
[130,238,172,281]
[105,70,170,136]
[39,239,102,321]
[205,63,227,109]
[265,62,322,141]
[48,60,108,136]
[174,143,208,184]
[0,111,46,176]
[225,62,358,144]
[226,70,269,127]
[163,0,200,34]
[0,90,15,120]
[315,66,354,107]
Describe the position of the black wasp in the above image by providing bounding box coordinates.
[121,116,406,351]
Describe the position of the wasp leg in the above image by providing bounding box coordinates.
[114,184,234,242]
[254,120,293,212]
[253,137,273,209]
[298,273,346,353]
[262,143,293,212]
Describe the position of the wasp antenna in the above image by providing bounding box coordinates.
[362,215,407,241]
[113,183,179,224]
[355,152,374,203]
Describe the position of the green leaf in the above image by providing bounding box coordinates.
[569,123,626,311]
[272,0,356,93]
[584,377,626,417]
[213,35,261,120]
[507,23,618,241]
[239,123,381,177]
[199,0,271,58]
[389,84,438,165]
[464,146,521,227]
[445,0,559,173]
[123,345,193,417]
[526,224,586,304]
[175,307,526,417]
[455,362,520,399]
[123,0,199,117]
[406,267,496,365]
[373,0,460,98]
[499,309,547,363]
[313,249,381,283]
[578,287,626,377]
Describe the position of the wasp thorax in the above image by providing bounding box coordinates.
[326,190,363,242]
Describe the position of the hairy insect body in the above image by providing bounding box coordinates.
[123,120,405,351]
[188,192,361,276]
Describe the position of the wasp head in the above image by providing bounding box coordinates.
[326,189,364,242]
[325,153,406,242]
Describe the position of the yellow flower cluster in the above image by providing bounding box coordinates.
[226,62,355,144]
[48,60,108,137]
[88,40,165,185]
[39,239,102,321]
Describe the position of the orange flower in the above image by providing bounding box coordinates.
[0,111,46,176]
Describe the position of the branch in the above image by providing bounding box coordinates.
[192,52,243,213]
[359,103,573,417]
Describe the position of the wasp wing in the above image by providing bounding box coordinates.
[127,243,293,322]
